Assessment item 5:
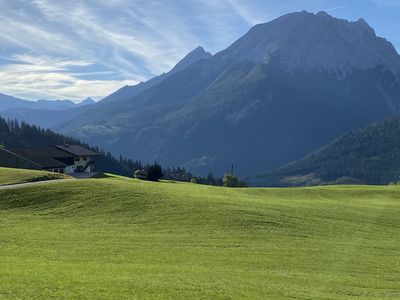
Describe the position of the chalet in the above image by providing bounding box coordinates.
[0,144,98,174]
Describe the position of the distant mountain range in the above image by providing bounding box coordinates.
[2,11,400,178]
[0,93,95,111]
[0,94,95,128]
[250,117,400,186]
[56,11,400,176]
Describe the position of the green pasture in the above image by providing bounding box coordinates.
[0,170,399,299]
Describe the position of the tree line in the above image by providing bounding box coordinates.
[140,163,247,187]
[0,117,141,176]
[0,117,247,187]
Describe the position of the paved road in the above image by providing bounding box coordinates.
[0,179,74,190]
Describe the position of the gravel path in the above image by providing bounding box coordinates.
[0,179,74,190]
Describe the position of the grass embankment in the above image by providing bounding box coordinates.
[0,174,400,299]
[0,167,71,186]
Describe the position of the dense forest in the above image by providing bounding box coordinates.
[0,117,142,176]
[0,116,225,184]
[252,117,400,186]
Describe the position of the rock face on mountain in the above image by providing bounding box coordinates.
[169,46,212,75]
[59,11,400,176]
[216,11,400,73]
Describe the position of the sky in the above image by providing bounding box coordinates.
[0,0,399,102]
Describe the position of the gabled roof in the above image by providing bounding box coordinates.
[5,144,98,169]
[8,146,73,169]
[0,147,42,168]
[54,144,98,157]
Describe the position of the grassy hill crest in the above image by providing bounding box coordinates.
[0,174,400,298]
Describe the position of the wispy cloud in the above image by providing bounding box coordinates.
[225,0,263,25]
[0,0,279,101]
[0,54,134,100]
[0,0,207,100]
[324,5,348,12]
[0,0,398,101]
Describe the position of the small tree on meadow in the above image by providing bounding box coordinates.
[223,174,247,188]
[146,162,163,181]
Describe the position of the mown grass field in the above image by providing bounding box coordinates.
[0,167,70,185]
[0,171,400,299]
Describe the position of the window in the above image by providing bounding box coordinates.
[83,157,87,161]
[75,157,80,162]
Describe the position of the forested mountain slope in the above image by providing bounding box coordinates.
[250,118,400,186]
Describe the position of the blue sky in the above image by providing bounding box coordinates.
[0,0,399,102]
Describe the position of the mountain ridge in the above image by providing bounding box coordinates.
[0,93,96,129]
[51,11,400,175]
[100,45,213,104]
[0,93,95,111]
[215,11,400,73]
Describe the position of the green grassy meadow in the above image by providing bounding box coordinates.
[0,171,400,299]
[0,167,70,186]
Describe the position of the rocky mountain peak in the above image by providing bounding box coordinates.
[215,11,400,74]
[169,46,212,75]
[80,97,96,105]
[316,11,329,17]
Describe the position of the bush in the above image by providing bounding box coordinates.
[146,163,163,181]
[223,174,248,188]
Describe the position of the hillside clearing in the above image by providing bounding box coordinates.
[0,175,400,299]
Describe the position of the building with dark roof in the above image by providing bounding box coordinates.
[53,144,98,157]
[0,144,98,174]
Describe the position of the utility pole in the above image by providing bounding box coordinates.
[230,163,234,188]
